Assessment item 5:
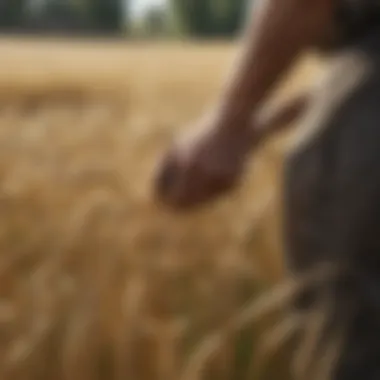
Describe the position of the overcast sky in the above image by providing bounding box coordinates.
[130,0,167,18]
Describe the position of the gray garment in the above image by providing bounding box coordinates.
[283,28,380,379]
[317,0,380,51]
[284,30,380,275]
[335,0,380,42]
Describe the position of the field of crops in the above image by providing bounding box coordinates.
[0,37,322,380]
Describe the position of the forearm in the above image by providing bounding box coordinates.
[214,0,332,130]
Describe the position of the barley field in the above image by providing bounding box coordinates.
[0,37,322,380]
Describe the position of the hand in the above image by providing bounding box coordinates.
[153,116,255,212]
[153,93,308,212]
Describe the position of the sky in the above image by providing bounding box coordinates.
[130,0,167,18]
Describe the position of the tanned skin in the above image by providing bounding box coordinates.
[153,0,335,211]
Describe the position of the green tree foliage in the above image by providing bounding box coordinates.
[169,0,212,37]
[0,0,27,28]
[0,0,128,34]
[88,0,125,33]
[211,0,248,36]
[142,6,168,37]
[170,0,248,38]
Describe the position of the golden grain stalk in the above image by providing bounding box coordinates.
[0,37,320,380]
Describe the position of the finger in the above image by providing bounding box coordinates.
[155,152,202,210]
[167,161,204,209]
[197,173,239,205]
[171,169,239,211]
[154,150,182,202]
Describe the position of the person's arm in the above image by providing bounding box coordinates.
[153,0,332,210]
[153,93,309,210]
[212,0,332,132]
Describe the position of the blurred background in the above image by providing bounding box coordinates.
[0,1,322,380]
[0,0,248,38]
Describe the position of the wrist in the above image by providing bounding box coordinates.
[210,101,254,133]
[214,114,261,153]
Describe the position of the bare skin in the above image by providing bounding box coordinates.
[155,92,310,210]
[153,0,334,211]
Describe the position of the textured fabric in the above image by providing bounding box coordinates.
[283,28,380,380]
[283,28,380,275]
[334,0,380,46]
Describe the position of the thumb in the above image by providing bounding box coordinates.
[153,150,179,202]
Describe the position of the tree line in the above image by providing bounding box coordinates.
[170,0,248,37]
[0,0,248,38]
